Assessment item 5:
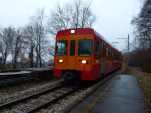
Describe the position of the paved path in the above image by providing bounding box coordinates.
[69,74,146,113]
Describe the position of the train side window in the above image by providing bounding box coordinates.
[103,42,106,56]
[101,42,103,49]
[112,52,114,57]
[70,40,75,56]
[95,40,100,55]
[106,47,109,56]
[111,49,113,57]
[109,48,112,56]
[109,48,110,56]
[108,48,110,56]
[102,42,105,49]
[112,51,114,58]
[99,41,102,55]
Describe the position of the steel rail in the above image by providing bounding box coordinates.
[0,80,63,110]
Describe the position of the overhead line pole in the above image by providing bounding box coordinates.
[128,34,130,53]
[117,34,130,67]
[117,34,130,53]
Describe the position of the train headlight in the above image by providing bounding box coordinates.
[81,60,87,64]
[70,29,75,34]
[59,59,63,63]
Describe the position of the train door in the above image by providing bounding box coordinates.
[67,39,76,69]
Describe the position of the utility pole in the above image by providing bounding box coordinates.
[117,34,130,53]
[117,34,130,67]
[128,34,130,53]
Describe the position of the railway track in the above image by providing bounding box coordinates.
[0,79,79,113]
[0,72,117,113]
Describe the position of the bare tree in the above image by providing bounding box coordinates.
[23,25,36,67]
[12,28,24,68]
[132,0,151,49]
[0,27,16,65]
[0,29,3,64]
[73,0,95,28]
[47,5,71,34]
[47,0,96,34]
[130,0,151,72]
[30,9,47,67]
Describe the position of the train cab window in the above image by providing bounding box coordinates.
[78,39,92,56]
[56,40,67,56]
[70,40,75,56]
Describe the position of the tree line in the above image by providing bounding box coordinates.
[129,0,151,72]
[0,0,95,69]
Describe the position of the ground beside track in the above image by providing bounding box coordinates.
[0,69,54,98]
[69,74,145,113]
[0,79,55,100]
[125,66,151,113]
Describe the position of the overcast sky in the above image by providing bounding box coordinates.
[0,0,142,51]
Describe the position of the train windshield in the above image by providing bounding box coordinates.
[56,40,67,56]
[78,39,93,55]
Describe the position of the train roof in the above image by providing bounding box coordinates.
[56,28,94,36]
[56,28,121,53]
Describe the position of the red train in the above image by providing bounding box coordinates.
[53,28,122,81]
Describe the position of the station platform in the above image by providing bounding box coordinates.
[69,74,146,113]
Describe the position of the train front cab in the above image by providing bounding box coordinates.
[53,29,101,81]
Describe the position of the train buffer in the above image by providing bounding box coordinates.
[69,74,146,113]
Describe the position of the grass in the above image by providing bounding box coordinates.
[124,65,151,113]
